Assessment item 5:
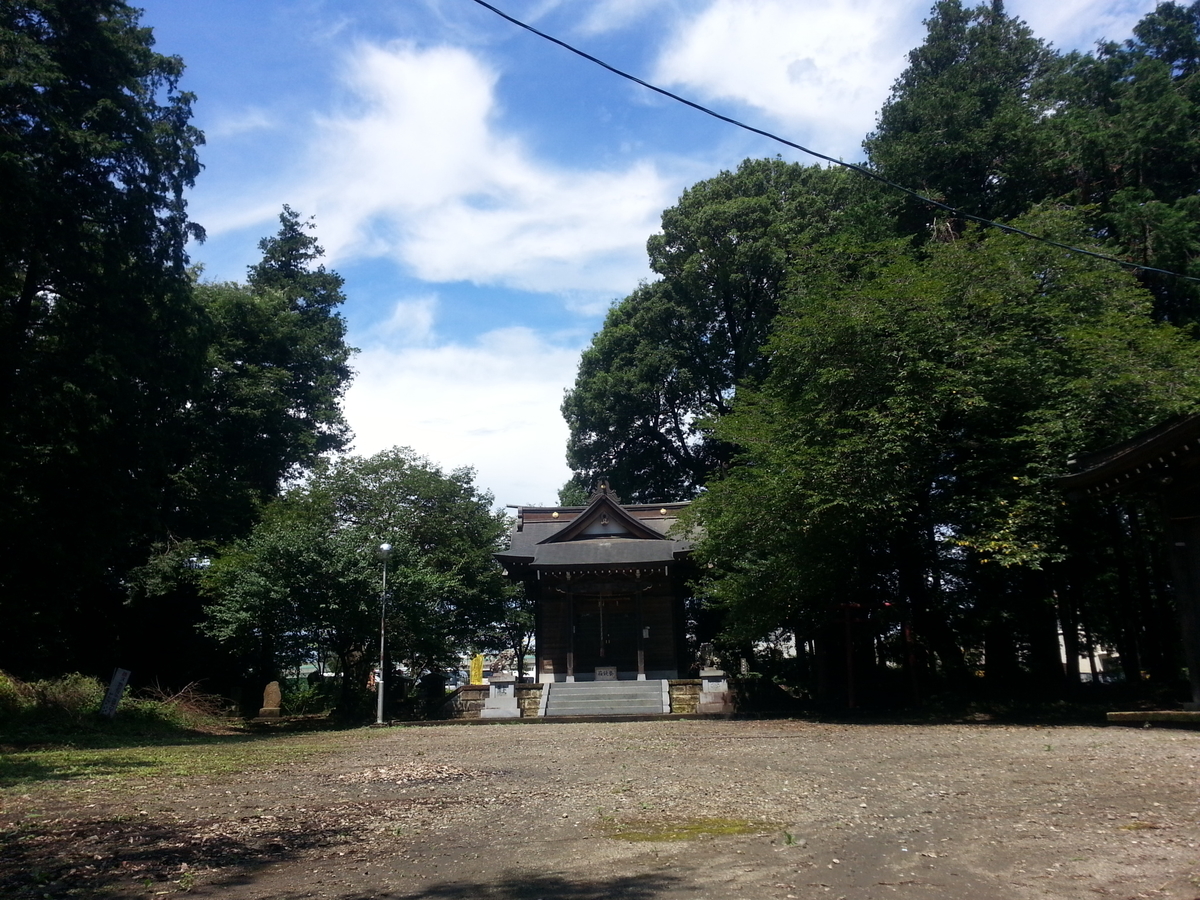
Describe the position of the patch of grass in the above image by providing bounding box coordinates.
[600,816,772,842]
[0,671,240,747]
[0,730,376,792]
[1119,821,1161,831]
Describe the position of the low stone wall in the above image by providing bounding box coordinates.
[516,683,543,716]
[669,679,701,714]
[437,679,730,719]
[440,684,489,719]
[438,683,544,719]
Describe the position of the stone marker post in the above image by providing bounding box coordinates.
[259,681,282,718]
[100,668,131,718]
[698,668,734,714]
[481,673,520,718]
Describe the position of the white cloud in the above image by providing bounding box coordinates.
[206,107,278,139]
[1010,0,1157,52]
[378,294,439,346]
[344,326,581,507]
[203,42,671,301]
[572,0,672,35]
[652,0,927,161]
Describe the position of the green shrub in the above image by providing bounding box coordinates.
[30,673,105,722]
[282,680,335,715]
[0,671,33,717]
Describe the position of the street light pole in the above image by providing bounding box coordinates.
[376,542,393,725]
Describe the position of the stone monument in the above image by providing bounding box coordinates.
[698,667,734,714]
[259,680,282,718]
[481,673,520,718]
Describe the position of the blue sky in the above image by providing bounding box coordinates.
[135,0,1159,506]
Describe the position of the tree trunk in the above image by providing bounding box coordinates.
[1023,570,1066,694]
[1107,505,1144,685]
[1053,567,1081,692]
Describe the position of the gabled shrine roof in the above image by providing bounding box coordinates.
[495,484,693,572]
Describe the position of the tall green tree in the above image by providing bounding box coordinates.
[867,1,1200,323]
[201,448,510,714]
[107,209,356,692]
[691,209,1200,698]
[864,0,1060,233]
[0,0,204,676]
[168,208,354,541]
[1045,1,1200,324]
[563,159,881,502]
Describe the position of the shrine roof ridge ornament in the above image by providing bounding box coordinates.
[589,476,620,503]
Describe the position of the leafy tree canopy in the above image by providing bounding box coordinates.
[201,448,510,710]
[563,159,885,501]
[561,0,1200,698]
[690,209,1200,648]
[864,0,1061,232]
[168,209,354,542]
[1044,2,1200,323]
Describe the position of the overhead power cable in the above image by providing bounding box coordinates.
[468,0,1200,285]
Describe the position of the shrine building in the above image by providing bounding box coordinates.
[496,481,693,683]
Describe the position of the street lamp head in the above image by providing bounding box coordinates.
[377,542,393,560]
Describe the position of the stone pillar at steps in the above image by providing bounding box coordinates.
[481,673,520,718]
[698,668,733,714]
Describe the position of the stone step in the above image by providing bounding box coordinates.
[548,690,662,703]
[546,705,663,716]
[543,680,667,717]
[549,680,661,691]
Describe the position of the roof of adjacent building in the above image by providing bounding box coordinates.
[1059,413,1200,497]
[496,483,693,572]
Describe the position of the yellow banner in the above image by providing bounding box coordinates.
[470,654,484,685]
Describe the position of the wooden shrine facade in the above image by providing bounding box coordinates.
[496,482,693,682]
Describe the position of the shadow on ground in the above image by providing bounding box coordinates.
[0,812,343,899]
[257,872,684,900]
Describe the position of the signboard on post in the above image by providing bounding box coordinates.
[100,668,131,718]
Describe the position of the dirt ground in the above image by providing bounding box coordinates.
[2,718,1199,899]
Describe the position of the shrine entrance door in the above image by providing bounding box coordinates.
[573,595,637,675]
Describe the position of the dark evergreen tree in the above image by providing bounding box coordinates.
[0,0,204,677]
[122,210,355,692]
[1046,2,1200,324]
[864,0,1060,234]
[168,208,354,542]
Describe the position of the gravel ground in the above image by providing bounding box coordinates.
[3,718,1199,899]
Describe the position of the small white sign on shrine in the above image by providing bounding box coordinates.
[595,666,617,681]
